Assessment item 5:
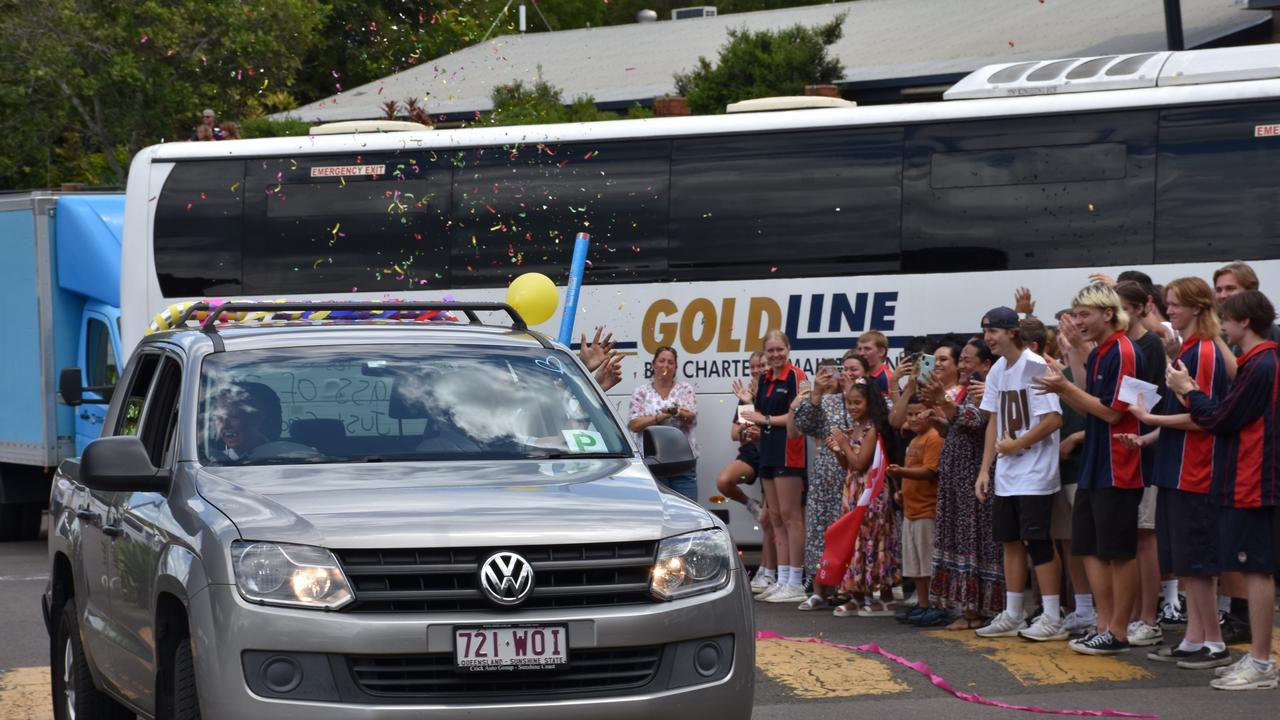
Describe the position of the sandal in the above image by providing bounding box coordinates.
[857,599,896,617]
[832,601,861,617]
[797,594,831,611]
[944,615,985,631]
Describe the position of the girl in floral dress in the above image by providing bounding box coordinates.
[830,381,901,617]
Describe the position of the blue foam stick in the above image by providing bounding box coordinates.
[557,232,591,345]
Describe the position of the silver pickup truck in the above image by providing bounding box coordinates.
[43,301,753,720]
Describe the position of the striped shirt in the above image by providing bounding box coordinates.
[1188,341,1280,509]
[1078,330,1145,490]
[1152,338,1227,494]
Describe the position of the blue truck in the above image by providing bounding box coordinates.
[0,192,124,541]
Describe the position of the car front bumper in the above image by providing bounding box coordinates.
[188,571,755,719]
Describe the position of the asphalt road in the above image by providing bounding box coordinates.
[3,525,1277,720]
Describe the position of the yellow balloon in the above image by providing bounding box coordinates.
[505,272,559,326]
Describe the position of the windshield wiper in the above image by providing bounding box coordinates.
[528,452,631,460]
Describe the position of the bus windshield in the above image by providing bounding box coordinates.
[197,345,630,466]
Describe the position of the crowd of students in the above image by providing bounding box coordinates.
[715,261,1279,693]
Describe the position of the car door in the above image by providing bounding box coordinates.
[75,309,121,453]
[104,352,183,713]
[75,350,160,694]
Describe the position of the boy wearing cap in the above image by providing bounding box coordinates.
[1035,284,1145,655]
[974,307,1066,640]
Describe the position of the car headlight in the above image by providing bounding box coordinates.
[231,541,354,610]
[650,529,734,601]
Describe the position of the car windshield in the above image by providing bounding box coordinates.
[197,344,631,466]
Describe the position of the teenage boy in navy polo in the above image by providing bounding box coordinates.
[1170,290,1279,691]
[858,331,892,397]
[1035,284,1144,655]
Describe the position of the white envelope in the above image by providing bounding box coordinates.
[1020,361,1050,385]
[1118,376,1161,409]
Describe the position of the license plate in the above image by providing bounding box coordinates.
[454,625,568,671]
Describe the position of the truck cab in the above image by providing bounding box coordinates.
[0,192,124,541]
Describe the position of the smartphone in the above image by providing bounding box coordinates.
[917,353,937,381]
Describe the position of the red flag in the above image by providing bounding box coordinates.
[816,439,887,587]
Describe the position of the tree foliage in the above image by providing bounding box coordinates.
[482,75,637,127]
[0,0,327,189]
[674,14,846,114]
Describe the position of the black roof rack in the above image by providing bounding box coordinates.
[174,300,548,351]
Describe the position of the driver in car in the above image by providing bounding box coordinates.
[210,382,313,463]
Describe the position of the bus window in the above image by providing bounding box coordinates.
[154,160,245,296]
[669,128,902,281]
[903,111,1157,273]
[448,140,670,288]
[241,153,452,294]
[1156,100,1280,263]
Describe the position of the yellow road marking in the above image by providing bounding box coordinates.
[927,631,1152,686]
[0,666,53,720]
[755,636,910,698]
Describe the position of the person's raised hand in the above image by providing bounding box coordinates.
[594,352,622,391]
[1167,359,1196,396]
[1014,287,1036,316]
[812,366,839,397]
[1089,272,1117,287]
[1033,358,1070,396]
[578,326,615,371]
[731,378,754,405]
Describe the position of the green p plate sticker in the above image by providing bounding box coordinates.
[562,429,606,453]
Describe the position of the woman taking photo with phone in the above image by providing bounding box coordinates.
[793,354,862,609]
[741,330,809,604]
[628,346,699,500]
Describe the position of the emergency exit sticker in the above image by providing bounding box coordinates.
[1255,124,1280,138]
[562,429,606,453]
[310,164,386,177]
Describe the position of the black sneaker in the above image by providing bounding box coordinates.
[1070,629,1130,656]
[1176,647,1234,670]
[1158,602,1187,625]
[1148,645,1202,663]
[1219,612,1252,644]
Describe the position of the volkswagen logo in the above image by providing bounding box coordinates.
[479,551,535,606]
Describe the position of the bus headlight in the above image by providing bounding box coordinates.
[650,529,733,601]
[231,541,353,610]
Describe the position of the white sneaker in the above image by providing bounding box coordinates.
[975,611,1027,638]
[750,571,776,594]
[1062,610,1097,635]
[754,580,782,601]
[1019,614,1068,642]
[745,497,764,520]
[1127,621,1164,647]
[1210,658,1279,691]
[764,583,808,603]
[1216,654,1254,678]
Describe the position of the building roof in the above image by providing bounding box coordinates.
[279,0,1271,123]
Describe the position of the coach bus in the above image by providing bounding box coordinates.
[118,44,1280,540]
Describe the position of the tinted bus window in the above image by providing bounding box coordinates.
[241,153,452,294]
[903,111,1157,273]
[669,129,902,281]
[448,140,669,288]
[1156,100,1280,263]
[154,160,245,296]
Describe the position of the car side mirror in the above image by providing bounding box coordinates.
[59,367,113,406]
[81,436,170,493]
[641,425,696,479]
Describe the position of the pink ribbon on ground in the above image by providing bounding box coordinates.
[756,631,1157,718]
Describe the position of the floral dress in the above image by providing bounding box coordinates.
[928,390,1005,617]
[842,424,901,595]
[792,394,851,579]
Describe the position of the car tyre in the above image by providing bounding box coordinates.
[171,632,202,720]
[51,597,134,720]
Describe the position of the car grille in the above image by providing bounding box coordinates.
[346,645,664,699]
[334,541,659,613]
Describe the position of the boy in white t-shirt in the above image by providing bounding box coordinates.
[974,307,1067,641]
